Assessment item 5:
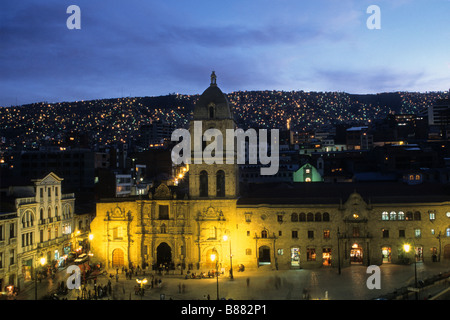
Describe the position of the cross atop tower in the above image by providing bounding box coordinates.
[210,71,217,86]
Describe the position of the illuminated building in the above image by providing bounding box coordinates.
[90,74,450,273]
[0,173,77,290]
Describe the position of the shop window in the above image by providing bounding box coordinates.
[307,248,316,261]
[323,248,332,266]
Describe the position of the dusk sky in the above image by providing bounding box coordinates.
[1,0,449,107]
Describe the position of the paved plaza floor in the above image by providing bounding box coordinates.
[12,261,450,301]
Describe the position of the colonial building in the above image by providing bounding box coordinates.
[90,73,450,273]
[0,172,79,291]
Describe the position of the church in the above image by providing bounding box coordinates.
[89,72,450,273]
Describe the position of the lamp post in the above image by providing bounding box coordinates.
[136,278,148,300]
[88,233,94,256]
[223,235,233,280]
[403,243,418,300]
[35,257,46,300]
[210,253,219,300]
[337,228,341,275]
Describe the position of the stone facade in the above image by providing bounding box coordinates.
[90,73,450,273]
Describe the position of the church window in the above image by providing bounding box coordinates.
[200,171,208,197]
[216,170,225,197]
[209,227,217,239]
[261,230,268,238]
[159,205,169,220]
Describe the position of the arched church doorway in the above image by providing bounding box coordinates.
[112,248,124,268]
[205,248,219,269]
[258,246,271,265]
[156,242,172,268]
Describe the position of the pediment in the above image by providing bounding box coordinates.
[34,172,63,186]
[153,183,172,200]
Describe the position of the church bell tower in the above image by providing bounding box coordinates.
[188,72,239,199]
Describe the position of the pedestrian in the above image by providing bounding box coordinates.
[178,283,181,293]
[207,294,210,300]
[182,283,185,294]
[246,277,250,287]
[116,274,119,282]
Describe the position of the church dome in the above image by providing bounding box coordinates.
[193,71,233,120]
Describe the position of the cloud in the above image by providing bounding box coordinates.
[312,67,426,93]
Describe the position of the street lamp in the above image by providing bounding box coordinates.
[223,235,233,280]
[35,257,46,300]
[136,278,148,299]
[403,243,418,300]
[88,233,94,252]
[210,253,219,300]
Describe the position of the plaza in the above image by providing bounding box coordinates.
[12,261,450,301]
